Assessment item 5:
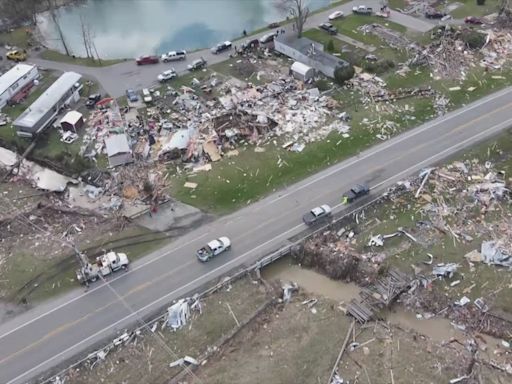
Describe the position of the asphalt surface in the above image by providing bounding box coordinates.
[18,0,434,98]
[2,78,512,383]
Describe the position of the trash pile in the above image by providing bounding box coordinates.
[480,30,512,71]
[67,162,170,217]
[409,32,474,80]
[80,99,125,160]
[293,229,376,284]
[409,27,512,80]
[358,24,412,50]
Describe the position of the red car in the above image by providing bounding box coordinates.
[465,16,483,25]
[136,55,159,65]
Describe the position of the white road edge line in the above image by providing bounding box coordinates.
[0,232,209,340]
[263,86,512,206]
[7,114,512,384]
[6,222,303,384]
[4,85,510,342]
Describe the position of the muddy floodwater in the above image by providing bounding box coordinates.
[262,257,501,344]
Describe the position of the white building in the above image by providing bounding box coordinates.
[274,35,348,78]
[14,71,82,138]
[290,61,315,82]
[0,64,39,111]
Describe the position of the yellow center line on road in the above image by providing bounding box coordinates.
[0,259,196,367]
[3,98,512,377]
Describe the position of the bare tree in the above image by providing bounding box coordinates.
[46,0,71,56]
[80,14,92,58]
[276,0,310,38]
[79,14,102,64]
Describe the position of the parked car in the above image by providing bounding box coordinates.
[319,22,337,35]
[328,10,344,20]
[157,69,177,82]
[465,16,483,25]
[142,88,152,103]
[241,38,260,52]
[187,58,207,71]
[6,50,26,61]
[425,11,446,19]
[126,89,138,102]
[85,93,101,108]
[136,55,159,65]
[259,32,277,44]
[342,184,370,203]
[161,50,187,62]
[60,131,78,144]
[196,237,231,262]
[352,5,373,15]
[268,22,280,28]
[211,41,232,54]
[303,205,332,225]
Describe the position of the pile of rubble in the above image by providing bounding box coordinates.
[409,32,474,80]
[293,230,377,284]
[409,27,512,80]
[358,24,413,50]
[480,30,512,70]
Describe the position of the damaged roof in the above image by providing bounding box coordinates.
[105,134,131,157]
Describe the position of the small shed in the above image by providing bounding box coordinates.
[59,110,84,132]
[104,134,133,167]
[290,61,315,82]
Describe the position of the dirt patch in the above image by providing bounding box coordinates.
[189,293,350,384]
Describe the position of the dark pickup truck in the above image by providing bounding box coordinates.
[342,184,370,203]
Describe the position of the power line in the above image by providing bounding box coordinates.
[0,193,205,383]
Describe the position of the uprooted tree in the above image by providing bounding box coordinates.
[275,0,310,38]
[334,65,355,85]
[462,30,486,49]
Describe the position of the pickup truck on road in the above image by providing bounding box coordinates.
[76,251,129,284]
[353,5,373,15]
[342,184,370,203]
[303,204,332,225]
[196,237,231,262]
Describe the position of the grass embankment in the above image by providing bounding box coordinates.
[450,0,499,19]
[0,27,33,49]
[0,222,170,304]
[40,50,125,67]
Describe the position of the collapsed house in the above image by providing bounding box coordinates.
[104,134,133,167]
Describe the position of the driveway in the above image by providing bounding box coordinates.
[23,0,434,98]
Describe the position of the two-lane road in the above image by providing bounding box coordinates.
[2,87,512,383]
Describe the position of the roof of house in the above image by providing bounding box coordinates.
[14,72,82,129]
[276,35,348,69]
[291,61,313,76]
[105,134,131,157]
[59,110,83,126]
[0,64,36,96]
